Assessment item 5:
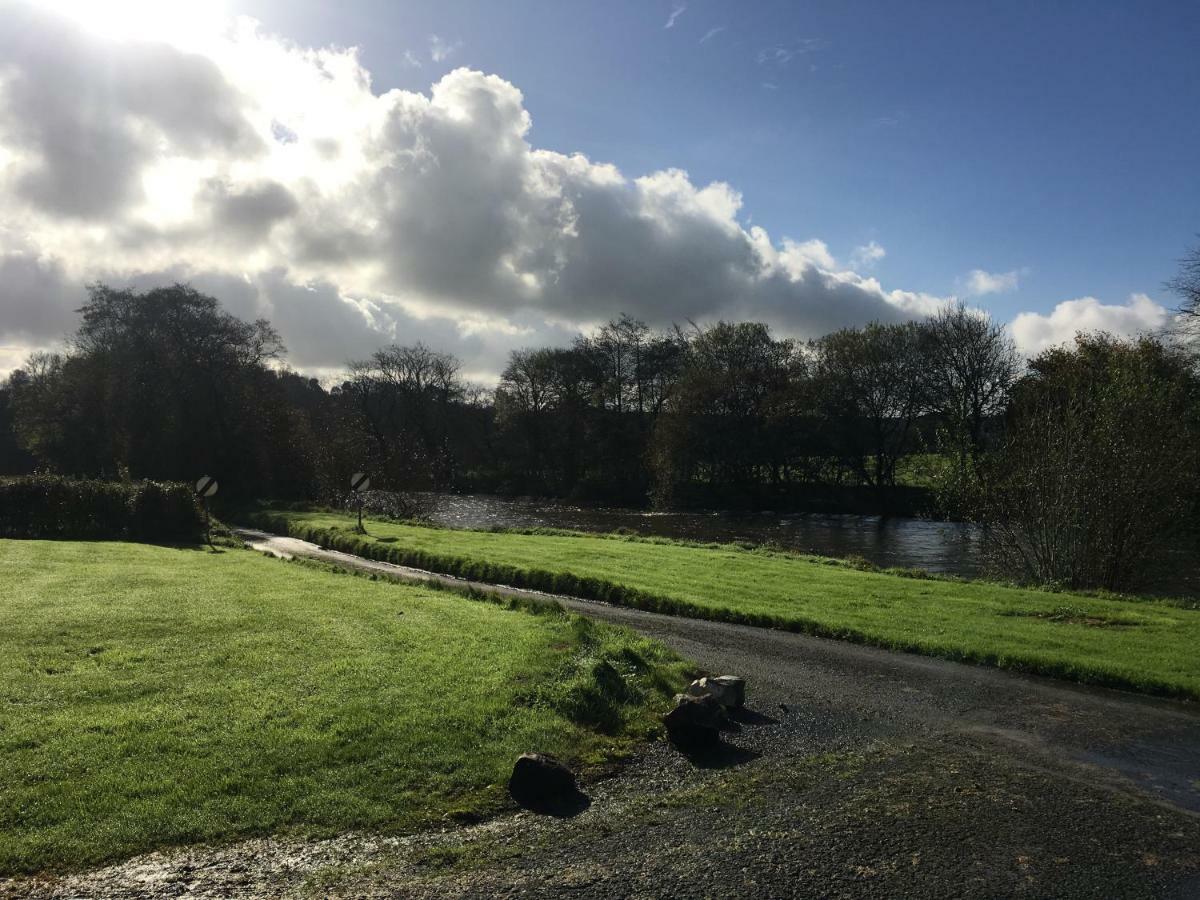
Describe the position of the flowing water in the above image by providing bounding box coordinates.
[416,492,987,577]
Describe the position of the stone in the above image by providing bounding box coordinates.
[663,692,726,749]
[508,752,579,810]
[685,675,746,709]
[710,675,746,708]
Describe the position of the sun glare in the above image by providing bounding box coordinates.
[39,0,229,47]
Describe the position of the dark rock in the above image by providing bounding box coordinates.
[663,692,727,749]
[711,675,746,708]
[685,675,746,709]
[508,752,587,814]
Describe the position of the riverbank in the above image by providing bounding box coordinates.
[404,491,985,576]
[0,539,686,874]
[250,509,1200,700]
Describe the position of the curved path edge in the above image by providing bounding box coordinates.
[233,526,1200,816]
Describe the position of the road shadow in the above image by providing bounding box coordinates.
[513,789,592,818]
[729,707,778,727]
[677,741,761,770]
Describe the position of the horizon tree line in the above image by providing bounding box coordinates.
[1,240,1198,591]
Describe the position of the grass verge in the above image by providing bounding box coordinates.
[249,509,1200,700]
[0,539,688,874]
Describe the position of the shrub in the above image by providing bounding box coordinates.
[978,335,1200,592]
[0,475,204,541]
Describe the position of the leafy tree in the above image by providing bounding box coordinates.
[650,322,794,502]
[811,322,927,488]
[340,343,470,490]
[920,301,1020,466]
[980,334,1200,591]
[7,284,311,497]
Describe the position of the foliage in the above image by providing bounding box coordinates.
[0,282,1028,513]
[978,334,1200,591]
[4,284,324,499]
[809,321,928,488]
[920,301,1020,467]
[0,475,202,541]
[338,343,490,493]
[317,488,430,522]
[256,508,1200,700]
[0,539,686,872]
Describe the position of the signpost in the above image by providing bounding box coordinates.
[350,471,370,532]
[195,476,218,547]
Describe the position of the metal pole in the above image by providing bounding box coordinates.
[357,491,363,532]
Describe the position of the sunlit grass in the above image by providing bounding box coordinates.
[260,509,1200,700]
[0,539,686,873]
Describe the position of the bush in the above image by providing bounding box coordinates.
[0,475,204,541]
[978,335,1200,591]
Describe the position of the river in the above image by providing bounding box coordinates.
[416,492,987,577]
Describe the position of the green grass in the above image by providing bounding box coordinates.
[0,539,687,874]
[252,508,1200,700]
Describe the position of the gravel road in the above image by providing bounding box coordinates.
[6,529,1198,899]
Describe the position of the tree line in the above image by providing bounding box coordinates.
[0,286,1020,509]
[2,255,1198,591]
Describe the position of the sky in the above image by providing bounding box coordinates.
[0,0,1196,381]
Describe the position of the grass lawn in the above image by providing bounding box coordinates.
[255,509,1200,700]
[0,539,686,874]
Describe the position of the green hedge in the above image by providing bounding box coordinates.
[0,476,204,541]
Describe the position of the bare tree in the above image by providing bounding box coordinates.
[1167,237,1200,347]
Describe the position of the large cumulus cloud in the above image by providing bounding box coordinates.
[0,3,951,379]
[1011,293,1172,357]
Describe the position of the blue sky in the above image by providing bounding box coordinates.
[1,0,1197,376]
[242,0,1200,321]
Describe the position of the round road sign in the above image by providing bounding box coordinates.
[350,472,371,492]
[195,476,219,498]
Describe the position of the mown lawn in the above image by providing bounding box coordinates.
[258,509,1200,700]
[0,540,686,874]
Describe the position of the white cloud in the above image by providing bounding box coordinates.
[851,241,886,268]
[428,34,461,63]
[699,26,725,45]
[964,268,1023,295]
[1011,293,1170,356]
[0,3,951,380]
[664,3,687,29]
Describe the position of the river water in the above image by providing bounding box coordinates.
[416,492,987,577]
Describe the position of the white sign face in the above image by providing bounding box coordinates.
[350,472,370,492]
[195,476,219,498]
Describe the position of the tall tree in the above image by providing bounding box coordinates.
[920,301,1020,466]
[980,334,1200,591]
[341,343,468,490]
[7,284,311,496]
[812,322,927,488]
